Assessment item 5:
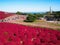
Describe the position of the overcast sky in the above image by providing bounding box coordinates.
[0,0,60,12]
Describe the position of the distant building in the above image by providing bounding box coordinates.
[44,7,60,21]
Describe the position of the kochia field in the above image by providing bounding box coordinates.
[0,22,60,45]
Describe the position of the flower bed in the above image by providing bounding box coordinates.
[0,22,60,45]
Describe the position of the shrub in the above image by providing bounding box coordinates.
[24,14,36,22]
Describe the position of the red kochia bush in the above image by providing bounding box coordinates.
[0,22,60,45]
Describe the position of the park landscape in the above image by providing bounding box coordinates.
[0,0,60,45]
[0,11,60,45]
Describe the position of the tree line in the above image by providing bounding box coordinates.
[16,11,60,22]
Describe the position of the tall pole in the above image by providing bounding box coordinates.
[49,0,52,15]
[50,6,52,14]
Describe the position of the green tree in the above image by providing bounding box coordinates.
[24,14,37,22]
[16,11,22,15]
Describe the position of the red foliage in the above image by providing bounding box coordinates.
[0,22,60,45]
[0,11,15,19]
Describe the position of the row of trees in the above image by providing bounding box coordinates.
[16,11,27,15]
[53,11,60,21]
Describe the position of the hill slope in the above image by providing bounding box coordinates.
[0,22,60,45]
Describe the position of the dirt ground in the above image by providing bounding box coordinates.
[7,20,60,30]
